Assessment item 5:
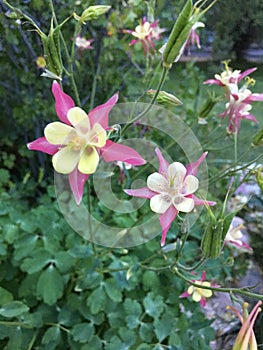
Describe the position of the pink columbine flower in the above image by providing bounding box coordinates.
[184,21,205,51]
[179,271,213,307]
[124,148,216,246]
[227,301,262,350]
[126,17,164,54]
[224,216,253,253]
[75,34,94,50]
[27,81,146,205]
[204,66,257,87]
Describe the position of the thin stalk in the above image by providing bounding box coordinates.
[172,267,263,300]
[89,61,101,110]
[234,130,238,164]
[87,182,97,255]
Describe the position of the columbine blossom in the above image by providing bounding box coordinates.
[204,63,263,133]
[75,34,94,50]
[28,81,146,205]
[224,216,252,253]
[184,21,205,51]
[180,271,213,307]
[126,17,164,54]
[227,301,262,350]
[124,148,216,246]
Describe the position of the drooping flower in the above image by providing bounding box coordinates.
[224,216,252,253]
[204,63,263,134]
[184,21,205,51]
[227,301,262,350]
[179,271,214,307]
[124,148,216,246]
[125,17,165,54]
[28,81,146,205]
[75,34,94,50]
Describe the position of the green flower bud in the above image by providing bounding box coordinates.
[76,5,111,24]
[147,90,183,107]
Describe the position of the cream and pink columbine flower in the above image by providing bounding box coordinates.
[204,64,263,134]
[184,21,205,50]
[224,216,252,253]
[75,34,94,50]
[180,271,213,307]
[27,81,146,205]
[126,17,165,54]
[227,301,262,350]
[124,148,216,246]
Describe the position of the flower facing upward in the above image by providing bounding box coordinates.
[126,17,164,54]
[28,81,146,205]
[124,148,216,246]
[180,271,213,307]
[227,301,262,350]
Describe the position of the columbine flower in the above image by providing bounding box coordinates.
[75,34,94,50]
[227,301,262,350]
[124,148,216,246]
[180,271,213,307]
[224,216,252,252]
[184,21,205,51]
[125,17,164,54]
[28,81,146,205]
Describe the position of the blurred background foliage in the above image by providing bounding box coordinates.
[0,0,262,349]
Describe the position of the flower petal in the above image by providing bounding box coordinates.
[183,175,199,195]
[237,67,257,83]
[68,167,89,205]
[192,290,202,302]
[27,136,59,155]
[44,122,74,145]
[173,196,194,213]
[100,140,146,166]
[192,195,216,207]
[124,187,156,199]
[88,93,118,129]
[52,81,75,125]
[179,291,191,298]
[155,147,169,174]
[168,162,187,183]
[159,205,178,246]
[78,146,99,174]
[88,123,107,147]
[52,147,80,174]
[185,152,207,176]
[67,107,90,132]
[150,194,171,214]
[147,172,167,193]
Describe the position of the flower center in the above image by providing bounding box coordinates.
[69,134,86,151]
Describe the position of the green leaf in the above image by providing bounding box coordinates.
[0,287,13,304]
[154,311,175,342]
[104,278,122,302]
[118,327,136,347]
[143,292,164,319]
[139,322,154,342]
[37,265,64,305]
[4,224,19,244]
[124,298,142,329]
[21,250,52,274]
[0,301,29,318]
[55,251,75,273]
[42,326,61,345]
[86,286,106,314]
[136,345,152,350]
[71,322,94,343]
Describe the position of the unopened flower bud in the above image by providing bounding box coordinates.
[255,167,263,191]
[147,89,182,107]
[76,5,111,24]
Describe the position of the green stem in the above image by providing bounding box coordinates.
[27,331,38,350]
[0,321,33,328]
[172,267,263,300]
[87,182,96,255]
[121,66,169,136]
[89,60,101,110]
[234,130,238,164]
[176,256,207,272]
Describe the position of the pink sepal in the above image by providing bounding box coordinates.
[186,152,207,176]
[52,81,75,125]
[27,136,59,155]
[124,187,156,199]
[88,93,119,129]
[159,205,178,246]
[68,167,90,206]
[155,148,169,174]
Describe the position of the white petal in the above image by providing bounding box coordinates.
[44,122,74,145]
[150,194,171,214]
[78,146,99,174]
[52,147,79,174]
[67,107,90,133]
[168,162,186,185]
[183,175,199,195]
[173,197,194,213]
[147,172,167,193]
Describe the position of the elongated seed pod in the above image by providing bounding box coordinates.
[198,97,218,119]
[162,0,192,63]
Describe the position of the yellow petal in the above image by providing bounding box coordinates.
[88,123,107,147]
[52,146,80,174]
[78,146,99,174]
[192,290,202,302]
[44,122,74,145]
[67,107,90,133]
